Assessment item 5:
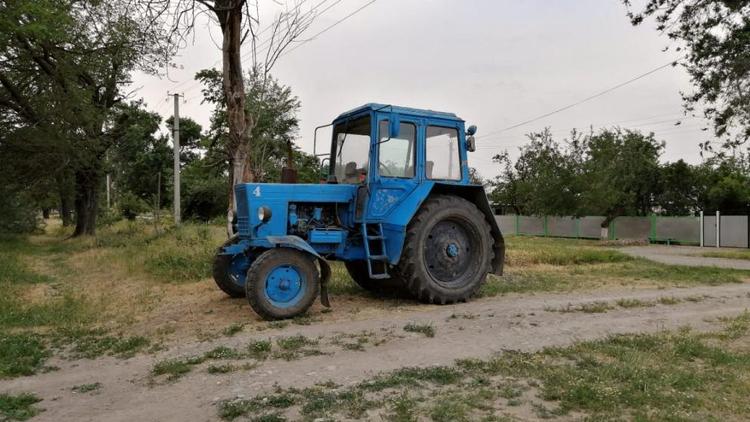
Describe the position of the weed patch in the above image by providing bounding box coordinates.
[0,393,43,421]
[218,313,750,421]
[403,323,435,338]
[0,333,49,378]
[72,382,101,393]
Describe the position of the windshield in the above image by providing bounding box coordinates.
[331,115,371,183]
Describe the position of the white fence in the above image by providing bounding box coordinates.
[496,212,749,248]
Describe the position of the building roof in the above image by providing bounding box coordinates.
[334,103,462,122]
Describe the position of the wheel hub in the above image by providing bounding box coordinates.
[266,265,304,304]
[445,243,459,258]
[423,219,475,285]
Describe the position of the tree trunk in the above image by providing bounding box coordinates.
[42,208,50,219]
[72,169,99,236]
[216,2,254,237]
[58,172,75,226]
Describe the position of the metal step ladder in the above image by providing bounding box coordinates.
[361,222,390,279]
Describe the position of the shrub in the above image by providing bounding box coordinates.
[117,191,149,221]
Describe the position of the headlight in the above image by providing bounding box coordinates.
[257,206,272,222]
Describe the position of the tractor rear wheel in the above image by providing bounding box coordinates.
[246,248,320,320]
[213,237,252,298]
[395,195,493,304]
[344,261,402,292]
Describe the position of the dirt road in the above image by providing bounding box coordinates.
[3,282,750,422]
[620,245,750,270]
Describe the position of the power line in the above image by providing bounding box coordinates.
[279,0,378,58]
[182,0,364,103]
[474,113,692,148]
[476,58,684,141]
[169,0,317,93]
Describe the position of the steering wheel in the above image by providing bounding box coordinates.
[379,162,393,176]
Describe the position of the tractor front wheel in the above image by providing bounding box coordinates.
[395,195,493,304]
[246,248,320,320]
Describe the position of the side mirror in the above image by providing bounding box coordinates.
[389,114,400,138]
[466,125,477,136]
[467,135,476,152]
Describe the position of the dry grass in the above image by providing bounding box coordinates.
[3,222,749,352]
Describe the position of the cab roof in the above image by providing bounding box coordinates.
[334,103,463,122]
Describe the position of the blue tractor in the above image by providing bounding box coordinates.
[213,104,505,320]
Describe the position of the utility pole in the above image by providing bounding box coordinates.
[170,92,183,225]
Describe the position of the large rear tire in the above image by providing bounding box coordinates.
[246,248,320,320]
[395,195,493,304]
[344,261,404,292]
[212,237,251,298]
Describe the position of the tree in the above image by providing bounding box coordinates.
[162,0,315,235]
[0,0,171,235]
[579,129,663,228]
[624,0,750,152]
[489,128,664,236]
[489,129,583,216]
[110,102,174,209]
[696,154,750,214]
[655,159,700,215]
[197,68,318,183]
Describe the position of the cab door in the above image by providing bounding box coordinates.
[366,117,420,220]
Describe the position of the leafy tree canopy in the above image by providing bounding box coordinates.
[625,0,750,153]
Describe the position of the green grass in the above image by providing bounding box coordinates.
[0,393,43,421]
[504,236,632,267]
[218,313,750,421]
[0,238,54,285]
[403,323,435,338]
[55,329,150,359]
[699,249,750,261]
[247,339,272,360]
[481,253,750,298]
[152,358,198,380]
[0,333,49,378]
[94,221,222,283]
[222,323,244,337]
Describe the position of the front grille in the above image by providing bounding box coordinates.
[235,186,251,236]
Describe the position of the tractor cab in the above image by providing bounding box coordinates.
[326,103,473,186]
[214,104,503,321]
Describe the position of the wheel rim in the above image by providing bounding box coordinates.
[423,218,478,287]
[228,255,251,286]
[264,265,306,308]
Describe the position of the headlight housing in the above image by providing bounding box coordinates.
[257,206,272,223]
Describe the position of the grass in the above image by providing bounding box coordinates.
[218,312,750,421]
[403,323,435,338]
[615,298,654,308]
[0,393,43,421]
[55,329,150,359]
[72,382,101,393]
[222,323,244,337]
[699,249,750,261]
[479,236,750,297]
[0,333,49,378]
[151,336,325,380]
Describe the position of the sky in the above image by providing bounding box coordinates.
[130,0,711,181]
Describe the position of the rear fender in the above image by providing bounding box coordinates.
[266,235,331,307]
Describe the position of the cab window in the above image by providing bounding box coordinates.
[425,126,461,180]
[378,120,416,178]
[332,116,371,184]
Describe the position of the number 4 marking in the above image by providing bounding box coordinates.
[253,186,261,197]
